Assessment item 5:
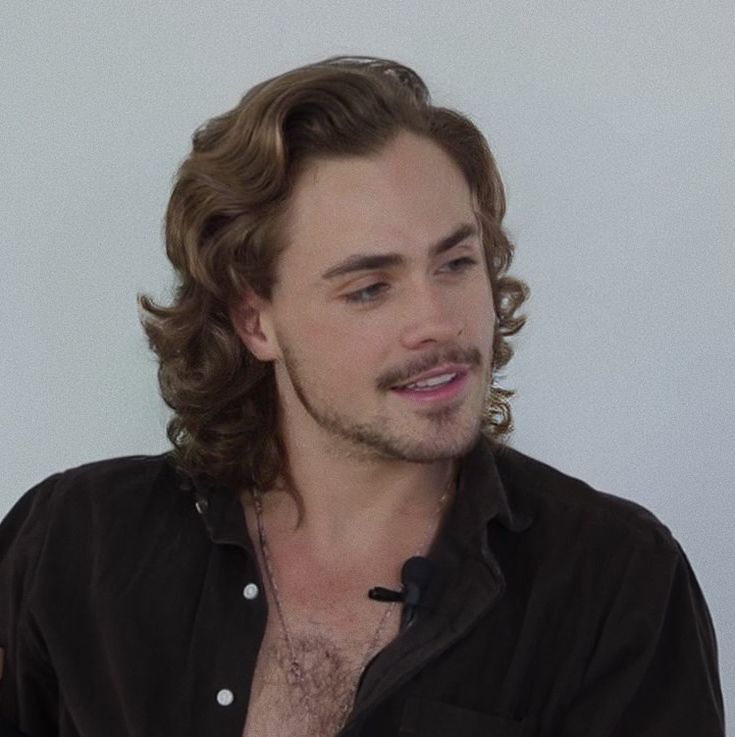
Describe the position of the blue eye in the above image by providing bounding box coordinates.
[443,256,478,272]
[343,283,389,304]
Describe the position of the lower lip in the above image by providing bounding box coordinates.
[390,372,470,405]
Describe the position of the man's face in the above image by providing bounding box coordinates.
[251,131,495,463]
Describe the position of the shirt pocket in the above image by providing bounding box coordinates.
[398,697,527,737]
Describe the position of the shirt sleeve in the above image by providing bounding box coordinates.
[558,536,725,736]
[0,474,62,734]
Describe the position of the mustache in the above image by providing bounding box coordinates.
[377,346,484,391]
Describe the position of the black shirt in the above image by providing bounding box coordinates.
[0,438,725,736]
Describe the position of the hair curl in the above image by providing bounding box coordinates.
[138,55,528,495]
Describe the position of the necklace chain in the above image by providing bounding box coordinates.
[252,474,455,728]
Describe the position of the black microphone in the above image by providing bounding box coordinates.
[368,556,434,631]
[400,556,434,630]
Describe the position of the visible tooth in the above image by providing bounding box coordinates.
[406,372,457,389]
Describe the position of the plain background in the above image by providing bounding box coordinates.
[2,0,733,724]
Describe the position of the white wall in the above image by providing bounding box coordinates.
[2,0,733,722]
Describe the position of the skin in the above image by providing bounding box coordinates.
[231,131,495,572]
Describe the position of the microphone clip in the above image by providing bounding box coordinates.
[368,586,404,603]
[367,556,435,631]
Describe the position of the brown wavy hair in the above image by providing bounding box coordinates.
[138,55,528,495]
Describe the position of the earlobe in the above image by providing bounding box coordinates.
[229,290,278,362]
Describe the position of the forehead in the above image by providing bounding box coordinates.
[281,132,476,275]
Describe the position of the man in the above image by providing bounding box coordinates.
[0,56,725,736]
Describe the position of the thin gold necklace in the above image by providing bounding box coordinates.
[252,474,455,728]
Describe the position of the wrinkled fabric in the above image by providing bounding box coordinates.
[0,438,725,736]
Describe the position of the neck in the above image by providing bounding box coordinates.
[247,428,459,562]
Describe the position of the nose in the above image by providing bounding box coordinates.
[398,282,465,349]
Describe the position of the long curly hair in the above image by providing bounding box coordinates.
[138,55,528,496]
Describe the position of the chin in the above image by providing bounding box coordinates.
[377,416,483,463]
[415,430,481,461]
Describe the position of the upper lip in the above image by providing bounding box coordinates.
[393,363,470,388]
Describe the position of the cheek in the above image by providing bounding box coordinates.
[295,312,387,376]
[466,285,496,349]
[308,336,384,407]
[302,299,393,349]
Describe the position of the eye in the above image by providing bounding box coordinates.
[343,282,389,304]
[442,256,478,273]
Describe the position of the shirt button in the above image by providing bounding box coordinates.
[216,688,234,706]
[243,583,259,600]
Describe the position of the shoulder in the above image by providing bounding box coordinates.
[487,447,724,731]
[1,454,188,551]
[1,453,205,609]
[492,444,677,557]
[488,445,704,638]
[24,453,181,507]
[50,452,178,492]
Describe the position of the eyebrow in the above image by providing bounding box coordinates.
[319,222,479,281]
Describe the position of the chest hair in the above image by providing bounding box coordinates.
[243,612,399,737]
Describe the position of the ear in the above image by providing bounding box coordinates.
[229,289,279,362]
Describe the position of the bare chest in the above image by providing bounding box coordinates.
[242,597,401,737]
[239,495,433,736]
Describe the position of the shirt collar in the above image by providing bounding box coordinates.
[459,435,535,531]
[435,435,534,569]
[168,456,253,551]
[170,433,534,555]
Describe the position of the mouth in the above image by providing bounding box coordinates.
[390,369,470,405]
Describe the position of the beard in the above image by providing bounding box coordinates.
[277,337,490,464]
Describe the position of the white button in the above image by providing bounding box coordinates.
[243,583,259,600]
[216,688,234,706]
